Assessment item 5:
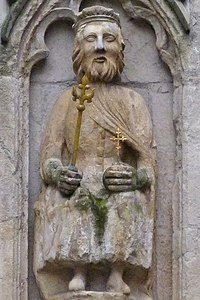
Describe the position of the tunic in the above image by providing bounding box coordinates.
[34,84,156,272]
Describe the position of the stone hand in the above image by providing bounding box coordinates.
[103,163,137,192]
[57,165,82,195]
[43,159,82,195]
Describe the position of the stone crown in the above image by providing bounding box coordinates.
[74,6,121,33]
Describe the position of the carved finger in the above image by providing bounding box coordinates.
[104,170,133,179]
[61,168,82,179]
[59,187,74,195]
[105,178,133,185]
[68,171,82,179]
[106,185,133,192]
[59,176,81,185]
[107,164,133,172]
[58,181,77,191]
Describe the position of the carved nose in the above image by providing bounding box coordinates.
[96,37,106,52]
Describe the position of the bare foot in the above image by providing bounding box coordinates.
[106,265,130,295]
[68,267,86,291]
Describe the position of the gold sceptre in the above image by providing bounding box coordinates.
[110,128,127,161]
[71,75,94,166]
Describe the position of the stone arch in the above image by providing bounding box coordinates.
[0,0,186,298]
[14,0,184,81]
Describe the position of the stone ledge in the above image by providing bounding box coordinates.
[50,291,129,300]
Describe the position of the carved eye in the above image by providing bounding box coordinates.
[85,35,96,42]
[104,34,116,42]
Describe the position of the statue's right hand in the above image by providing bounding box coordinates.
[57,166,82,196]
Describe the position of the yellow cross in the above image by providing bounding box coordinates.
[110,128,127,157]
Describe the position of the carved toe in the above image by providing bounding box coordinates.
[68,275,86,291]
[122,282,130,295]
[106,276,130,295]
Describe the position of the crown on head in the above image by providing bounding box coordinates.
[74,6,121,33]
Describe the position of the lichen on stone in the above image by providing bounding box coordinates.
[89,192,108,242]
[75,188,108,243]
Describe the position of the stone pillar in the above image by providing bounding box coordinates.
[181,2,200,298]
[0,75,28,299]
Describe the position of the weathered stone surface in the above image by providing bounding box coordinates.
[0,77,19,220]
[0,0,8,36]
[34,81,155,299]
[181,80,200,299]
[49,291,129,300]
[0,218,18,300]
[165,0,190,32]
[1,0,198,299]
[33,6,156,299]
[0,75,28,299]
[29,2,175,299]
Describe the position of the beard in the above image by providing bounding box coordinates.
[82,57,121,83]
[73,45,124,83]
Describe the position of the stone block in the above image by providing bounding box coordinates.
[49,291,128,300]
[0,218,17,300]
[0,76,20,220]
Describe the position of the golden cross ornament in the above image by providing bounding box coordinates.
[110,128,127,157]
[71,75,95,166]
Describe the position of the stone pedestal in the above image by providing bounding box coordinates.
[49,291,128,300]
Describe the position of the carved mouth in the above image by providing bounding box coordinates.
[94,56,107,63]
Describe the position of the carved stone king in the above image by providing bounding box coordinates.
[34,6,156,300]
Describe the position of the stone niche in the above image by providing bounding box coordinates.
[29,1,177,299]
[29,20,75,300]
[0,0,184,299]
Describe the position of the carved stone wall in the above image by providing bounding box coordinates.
[180,2,200,298]
[29,1,174,298]
[29,20,74,299]
[0,0,8,32]
[3,0,200,300]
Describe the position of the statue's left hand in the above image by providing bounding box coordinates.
[103,163,137,192]
[42,158,82,195]
[57,166,82,195]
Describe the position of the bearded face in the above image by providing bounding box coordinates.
[73,21,125,83]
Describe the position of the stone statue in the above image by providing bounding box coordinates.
[34,6,156,300]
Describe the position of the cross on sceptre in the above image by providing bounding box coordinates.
[110,128,127,158]
[70,75,95,166]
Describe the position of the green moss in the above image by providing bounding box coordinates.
[89,192,108,243]
[75,193,91,212]
[136,168,150,191]
[75,189,108,244]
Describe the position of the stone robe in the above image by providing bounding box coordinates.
[34,84,156,273]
